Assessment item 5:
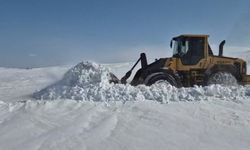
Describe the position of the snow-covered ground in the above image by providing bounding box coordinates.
[0,61,250,150]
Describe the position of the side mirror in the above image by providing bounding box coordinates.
[170,40,173,48]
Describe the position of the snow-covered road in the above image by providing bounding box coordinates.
[0,63,250,150]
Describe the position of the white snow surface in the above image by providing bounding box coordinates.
[0,62,250,150]
[33,62,250,103]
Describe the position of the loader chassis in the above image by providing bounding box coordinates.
[118,34,250,87]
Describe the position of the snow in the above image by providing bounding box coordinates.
[33,62,250,103]
[0,62,250,150]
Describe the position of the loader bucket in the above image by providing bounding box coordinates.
[109,73,120,84]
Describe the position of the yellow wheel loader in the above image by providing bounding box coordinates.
[111,34,250,87]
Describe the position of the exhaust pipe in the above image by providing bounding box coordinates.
[219,40,226,57]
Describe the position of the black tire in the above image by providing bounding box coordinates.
[144,73,180,87]
[206,72,238,86]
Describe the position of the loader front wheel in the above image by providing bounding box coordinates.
[144,73,179,87]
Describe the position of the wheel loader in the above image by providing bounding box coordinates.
[111,34,250,87]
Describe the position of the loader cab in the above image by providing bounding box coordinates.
[171,35,209,65]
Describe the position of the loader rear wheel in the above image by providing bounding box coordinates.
[207,72,238,86]
[144,73,179,87]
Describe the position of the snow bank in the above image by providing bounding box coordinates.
[33,62,250,103]
[2,62,250,150]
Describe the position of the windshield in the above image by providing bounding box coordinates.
[173,40,189,57]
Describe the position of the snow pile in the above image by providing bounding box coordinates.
[33,62,250,102]
[2,63,250,150]
[33,62,112,100]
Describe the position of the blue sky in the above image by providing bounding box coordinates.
[0,0,250,67]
